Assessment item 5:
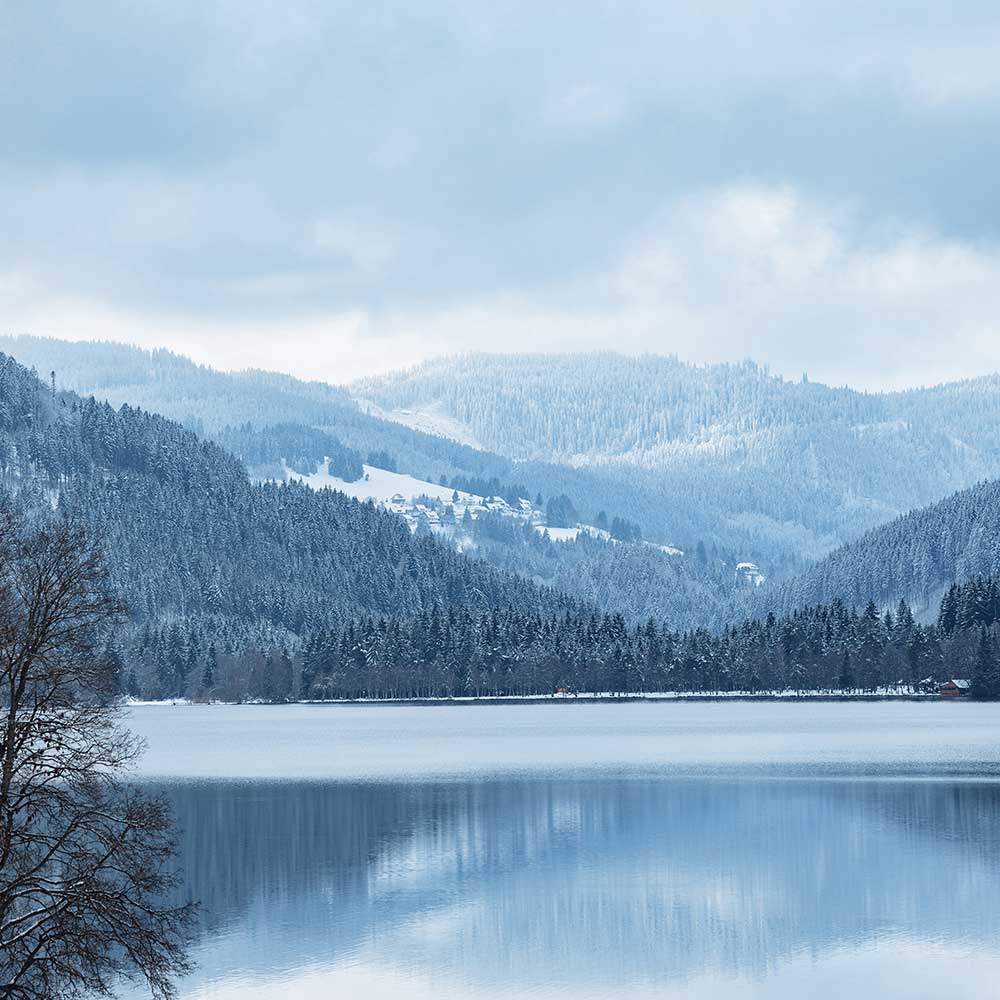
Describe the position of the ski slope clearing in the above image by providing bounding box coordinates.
[647,542,684,557]
[287,461,481,505]
[534,525,584,542]
[354,398,483,450]
[289,461,688,568]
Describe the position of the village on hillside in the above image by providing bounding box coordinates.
[282,459,778,589]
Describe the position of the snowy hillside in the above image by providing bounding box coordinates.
[287,460,543,537]
[284,460,680,557]
[274,457,731,628]
[291,462,479,506]
[353,354,1000,472]
[0,337,813,626]
[355,398,483,450]
[352,353,1000,570]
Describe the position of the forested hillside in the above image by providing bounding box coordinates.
[5,346,1000,701]
[774,478,1000,618]
[299,576,1000,700]
[356,353,1000,469]
[0,338,682,539]
[0,336,570,488]
[13,337,1000,635]
[0,353,575,697]
[447,515,751,628]
[356,353,1000,559]
[0,336,754,628]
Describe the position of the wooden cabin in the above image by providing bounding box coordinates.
[939,679,971,697]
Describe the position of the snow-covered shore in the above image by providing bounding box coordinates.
[126,688,947,708]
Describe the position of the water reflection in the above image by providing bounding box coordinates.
[125,778,1000,999]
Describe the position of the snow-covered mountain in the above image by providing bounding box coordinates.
[278,458,712,628]
[291,458,677,549]
[354,352,1000,563]
[771,476,1000,620]
[0,351,585,699]
[0,338,738,629]
[353,353,1000,469]
[15,336,1000,629]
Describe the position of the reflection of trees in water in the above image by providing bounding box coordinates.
[150,779,1000,994]
[150,781,441,937]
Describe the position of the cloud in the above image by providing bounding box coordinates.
[7,183,1000,391]
[4,2,1000,388]
[544,83,626,131]
[335,184,1000,390]
[312,218,399,278]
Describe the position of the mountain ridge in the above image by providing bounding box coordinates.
[772,476,1000,620]
[0,336,757,628]
[11,336,1000,632]
[0,351,580,698]
[353,351,1000,563]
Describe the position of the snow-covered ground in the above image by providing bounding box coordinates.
[354,398,483,450]
[124,697,192,706]
[647,542,684,557]
[532,526,686,557]
[533,524,614,543]
[535,525,584,542]
[286,459,691,564]
[132,688,939,707]
[288,461,481,505]
[286,460,542,538]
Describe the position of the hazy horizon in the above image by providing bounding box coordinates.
[5,332,1000,397]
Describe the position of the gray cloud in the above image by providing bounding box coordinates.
[3,1,1000,386]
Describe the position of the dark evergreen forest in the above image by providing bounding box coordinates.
[771,478,1000,617]
[292,577,1000,702]
[3,348,1000,702]
[0,353,577,697]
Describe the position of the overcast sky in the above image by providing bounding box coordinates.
[4,1,1000,389]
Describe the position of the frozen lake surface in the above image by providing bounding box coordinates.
[122,703,1000,999]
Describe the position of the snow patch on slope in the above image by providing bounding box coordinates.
[286,461,481,505]
[647,542,684,557]
[534,525,584,542]
[354,398,483,450]
[287,460,687,558]
[533,524,617,543]
[532,525,686,557]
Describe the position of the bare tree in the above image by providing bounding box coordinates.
[0,515,193,1000]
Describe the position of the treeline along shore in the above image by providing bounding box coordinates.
[129,576,1000,703]
[144,693,952,707]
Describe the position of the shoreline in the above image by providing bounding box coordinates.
[127,691,956,708]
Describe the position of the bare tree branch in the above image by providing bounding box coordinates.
[0,516,193,1000]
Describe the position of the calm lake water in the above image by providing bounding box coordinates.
[123,703,1000,999]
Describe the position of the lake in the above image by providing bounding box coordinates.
[123,703,1000,999]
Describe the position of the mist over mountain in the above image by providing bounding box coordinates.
[356,353,1000,559]
[1,336,756,629]
[775,477,1000,620]
[8,335,1000,637]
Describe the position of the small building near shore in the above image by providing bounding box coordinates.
[939,678,971,697]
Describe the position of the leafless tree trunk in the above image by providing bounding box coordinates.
[0,514,193,1000]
